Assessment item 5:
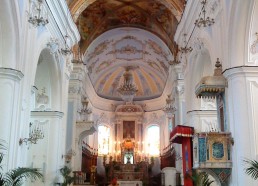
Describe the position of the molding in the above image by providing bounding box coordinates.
[46,0,80,45]
[175,0,200,43]
[187,110,217,115]
[0,68,24,81]
[76,121,95,130]
[223,66,258,79]
[30,111,64,118]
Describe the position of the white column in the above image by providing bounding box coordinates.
[0,68,24,170]
[224,66,258,186]
[67,62,86,171]
[28,111,64,186]
[162,167,177,186]
[173,66,185,185]
[174,65,185,126]
[67,87,81,170]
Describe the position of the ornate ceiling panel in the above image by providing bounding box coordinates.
[69,0,185,21]
[74,0,185,54]
[84,28,173,101]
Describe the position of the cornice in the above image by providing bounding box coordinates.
[0,68,24,81]
[223,66,258,79]
[187,110,217,116]
[31,111,64,119]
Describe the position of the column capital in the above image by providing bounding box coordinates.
[68,83,82,95]
[0,68,24,81]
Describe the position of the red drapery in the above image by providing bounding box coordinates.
[170,125,194,144]
[170,125,194,186]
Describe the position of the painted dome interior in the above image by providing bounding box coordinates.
[84,28,174,101]
[69,0,186,102]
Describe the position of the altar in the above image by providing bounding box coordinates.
[117,181,142,186]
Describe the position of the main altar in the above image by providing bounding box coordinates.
[103,102,149,184]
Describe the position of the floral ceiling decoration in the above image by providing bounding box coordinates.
[84,28,174,101]
[74,0,184,54]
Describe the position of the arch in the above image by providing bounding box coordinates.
[0,1,18,68]
[77,123,97,146]
[186,48,213,112]
[248,0,258,64]
[200,169,222,186]
[33,48,62,111]
[227,0,254,67]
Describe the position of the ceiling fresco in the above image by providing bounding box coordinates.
[84,28,174,101]
[69,0,185,22]
[75,0,183,54]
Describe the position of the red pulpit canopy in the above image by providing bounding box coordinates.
[170,125,194,144]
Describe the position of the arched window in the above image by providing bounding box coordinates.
[147,125,160,156]
[98,125,110,155]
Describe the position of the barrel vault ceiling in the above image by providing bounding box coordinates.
[68,0,186,101]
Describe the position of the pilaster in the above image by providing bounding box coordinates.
[28,111,64,185]
[223,66,258,186]
[0,68,24,170]
[67,62,88,170]
[173,65,185,126]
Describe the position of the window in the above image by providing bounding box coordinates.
[147,125,160,156]
[98,125,110,155]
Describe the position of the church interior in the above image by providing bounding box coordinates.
[1,0,258,185]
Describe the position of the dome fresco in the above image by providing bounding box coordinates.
[84,28,174,101]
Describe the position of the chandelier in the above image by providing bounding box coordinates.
[117,66,138,102]
[179,34,192,54]
[61,6,72,56]
[61,35,72,56]
[81,97,92,114]
[195,0,215,27]
[163,95,176,118]
[169,51,181,65]
[28,0,49,27]
[19,122,44,145]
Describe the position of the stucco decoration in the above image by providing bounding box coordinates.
[250,33,258,55]
[94,113,113,127]
[200,98,217,110]
[202,119,219,132]
[206,0,222,19]
[36,87,49,105]
[84,28,173,101]
[145,112,165,126]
